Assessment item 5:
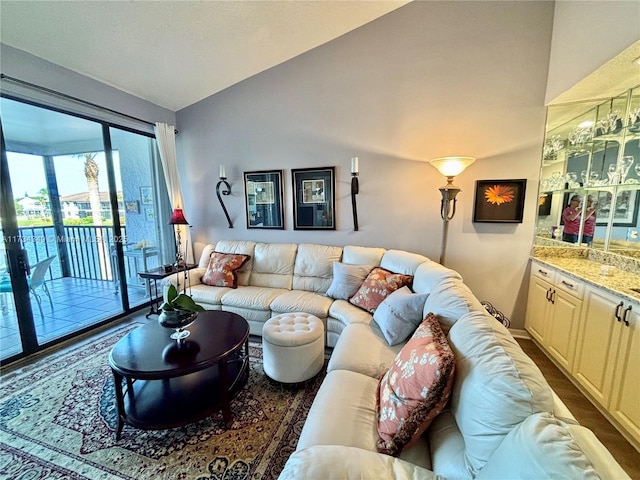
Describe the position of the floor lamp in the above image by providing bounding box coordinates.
[429,156,476,265]
[169,208,189,267]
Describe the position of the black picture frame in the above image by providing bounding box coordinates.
[538,193,552,216]
[594,188,640,227]
[473,179,527,223]
[292,167,336,230]
[244,170,284,229]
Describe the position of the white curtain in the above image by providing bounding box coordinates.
[154,122,194,264]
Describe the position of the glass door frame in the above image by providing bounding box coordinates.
[1,122,39,360]
[0,94,161,365]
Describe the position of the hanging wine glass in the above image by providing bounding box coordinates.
[580,170,588,187]
[589,171,600,186]
[618,156,634,184]
[565,172,578,188]
[607,164,619,185]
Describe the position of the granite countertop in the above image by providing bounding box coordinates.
[531,255,640,304]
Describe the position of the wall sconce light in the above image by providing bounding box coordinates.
[216,165,233,228]
[429,156,476,265]
[351,157,359,231]
[168,207,189,267]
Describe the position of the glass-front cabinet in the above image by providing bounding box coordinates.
[536,85,640,258]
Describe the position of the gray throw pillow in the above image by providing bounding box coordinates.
[325,262,372,300]
[373,286,430,345]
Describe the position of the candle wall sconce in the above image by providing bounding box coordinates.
[216,165,233,228]
[351,157,359,231]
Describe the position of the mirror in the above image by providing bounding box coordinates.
[535,85,640,259]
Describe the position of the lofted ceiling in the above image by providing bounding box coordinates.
[0,0,409,112]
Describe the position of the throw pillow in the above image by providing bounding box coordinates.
[201,251,250,288]
[325,262,373,300]
[349,267,413,313]
[373,286,430,345]
[376,312,455,457]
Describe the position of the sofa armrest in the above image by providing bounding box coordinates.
[160,268,206,299]
[279,445,443,480]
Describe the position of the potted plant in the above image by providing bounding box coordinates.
[159,284,205,340]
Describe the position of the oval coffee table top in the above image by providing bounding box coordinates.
[109,310,249,379]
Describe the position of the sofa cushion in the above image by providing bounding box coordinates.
[422,278,484,333]
[293,244,343,293]
[325,262,373,300]
[475,413,627,480]
[270,290,333,318]
[342,245,386,267]
[428,410,470,480]
[376,313,455,457]
[250,242,297,289]
[380,249,428,276]
[187,283,231,306]
[328,323,401,379]
[448,311,554,476]
[201,252,250,288]
[280,445,439,480]
[349,267,413,313]
[373,286,429,345]
[328,300,374,328]
[221,285,288,310]
[213,240,256,286]
[412,259,462,295]
[297,369,432,470]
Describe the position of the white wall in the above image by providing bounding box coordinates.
[176,1,555,329]
[545,1,640,104]
[0,44,175,129]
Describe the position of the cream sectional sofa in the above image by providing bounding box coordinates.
[163,240,629,479]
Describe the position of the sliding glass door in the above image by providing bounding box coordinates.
[0,97,171,363]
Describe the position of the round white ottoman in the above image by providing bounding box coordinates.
[262,312,325,384]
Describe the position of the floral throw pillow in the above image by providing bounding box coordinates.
[376,312,456,457]
[349,267,413,313]
[201,252,250,288]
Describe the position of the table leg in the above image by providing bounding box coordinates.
[145,278,155,318]
[112,370,126,441]
[219,359,233,428]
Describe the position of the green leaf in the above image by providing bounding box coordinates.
[166,284,178,304]
[159,302,174,311]
[173,294,205,312]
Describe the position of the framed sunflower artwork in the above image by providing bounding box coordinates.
[473,179,527,223]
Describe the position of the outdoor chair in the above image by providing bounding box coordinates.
[0,255,56,318]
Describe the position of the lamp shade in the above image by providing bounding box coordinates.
[168,208,189,225]
[429,156,476,177]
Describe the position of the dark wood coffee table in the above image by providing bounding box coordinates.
[109,311,250,440]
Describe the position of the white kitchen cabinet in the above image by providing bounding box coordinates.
[525,261,582,370]
[609,305,640,447]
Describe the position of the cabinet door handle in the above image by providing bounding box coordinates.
[546,288,551,302]
[561,280,574,288]
[623,305,632,327]
[550,289,556,304]
[614,301,624,322]
[538,269,548,276]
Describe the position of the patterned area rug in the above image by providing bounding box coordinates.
[0,324,325,480]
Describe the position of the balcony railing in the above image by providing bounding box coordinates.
[15,225,128,281]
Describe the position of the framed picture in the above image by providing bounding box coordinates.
[244,170,284,229]
[594,188,640,227]
[140,186,153,205]
[125,200,139,214]
[538,193,552,216]
[473,179,527,223]
[292,167,335,230]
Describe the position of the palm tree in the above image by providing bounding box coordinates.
[80,153,109,277]
[83,153,102,226]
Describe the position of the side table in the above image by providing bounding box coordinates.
[139,264,198,317]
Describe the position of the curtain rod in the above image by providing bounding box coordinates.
[0,74,171,131]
